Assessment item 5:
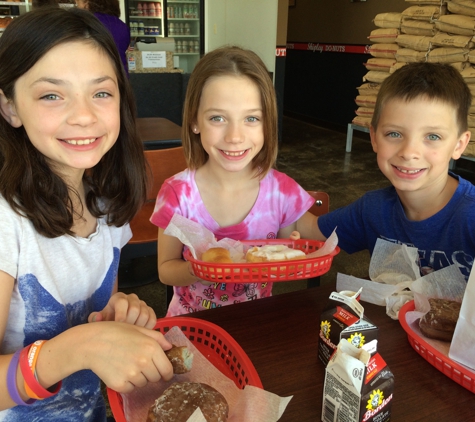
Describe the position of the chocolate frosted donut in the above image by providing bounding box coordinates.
[146,382,229,422]
[419,298,461,342]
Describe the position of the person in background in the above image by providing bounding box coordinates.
[0,7,172,420]
[32,0,58,8]
[312,62,475,281]
[151,45,318,316]
[76,0,130,76]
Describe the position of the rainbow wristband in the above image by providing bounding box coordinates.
[7,350,36,406]
[19,345,62,399]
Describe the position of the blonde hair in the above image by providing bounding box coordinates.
[182,45,278,178]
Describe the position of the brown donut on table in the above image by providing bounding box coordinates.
[146,382,229,422]
[164,345,193,374]
[419,298,461,342]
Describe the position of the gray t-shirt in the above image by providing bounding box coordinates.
[0,196,131,421]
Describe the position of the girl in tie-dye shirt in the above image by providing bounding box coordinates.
[151,46,319,316]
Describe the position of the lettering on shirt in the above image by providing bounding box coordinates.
[379,236,473,280]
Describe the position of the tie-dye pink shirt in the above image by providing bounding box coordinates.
[150,168,314,316]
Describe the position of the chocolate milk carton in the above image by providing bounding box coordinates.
[318,289,378,366]
[322,340,394,422]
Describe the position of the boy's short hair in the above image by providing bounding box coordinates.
[182,45,278,178]
[371,62,472,135]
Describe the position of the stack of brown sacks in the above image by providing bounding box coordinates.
[438,0,475,155]
[353,12,402,128]
[354,0,475,157]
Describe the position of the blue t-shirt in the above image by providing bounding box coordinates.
[318,173,475,280]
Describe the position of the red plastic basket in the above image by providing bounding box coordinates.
[107,317,263,422]
[399,300,475,394]
[185,239,340,283]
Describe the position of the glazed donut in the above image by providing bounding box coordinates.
[201,247,233,264]
[246,245,305,263]
[200,247,234,279]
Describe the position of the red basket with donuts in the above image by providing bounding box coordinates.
[107,317,263,422]
[399,300,475,394]
[185,238,340,283]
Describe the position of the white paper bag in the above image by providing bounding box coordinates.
[449,266,475,370]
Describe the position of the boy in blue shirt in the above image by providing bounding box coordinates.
[312,62,475,280]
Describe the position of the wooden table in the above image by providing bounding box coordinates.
[182,283,475,421]
[136,117,182,149]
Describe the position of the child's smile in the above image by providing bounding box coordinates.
[220,148,249,159]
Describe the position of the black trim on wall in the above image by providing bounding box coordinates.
[283,48,368,131]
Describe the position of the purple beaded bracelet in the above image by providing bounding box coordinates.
[7,349,36,406]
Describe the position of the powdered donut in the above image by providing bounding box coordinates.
[146,382,229,422]
[164,345,193,374]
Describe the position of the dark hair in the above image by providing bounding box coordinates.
[82,0,121,17]
[182,45,278,178]
[371,62,472,135]
[0,7,147,238]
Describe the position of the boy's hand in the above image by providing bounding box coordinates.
[289,231,301,240]
[88,292,157,329]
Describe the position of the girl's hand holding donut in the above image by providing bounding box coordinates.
[82,322,173,393]
[88,292,157,329]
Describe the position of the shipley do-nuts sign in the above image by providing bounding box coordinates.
[287,42,371,54]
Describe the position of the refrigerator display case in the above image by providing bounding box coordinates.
[128,0,164,37]
[166,0,201,72]
[126,0,203,73]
